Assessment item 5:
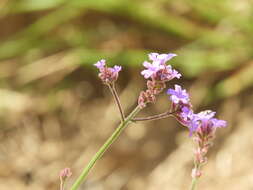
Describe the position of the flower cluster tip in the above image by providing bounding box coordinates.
[94,59,122,84]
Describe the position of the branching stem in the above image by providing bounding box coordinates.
[132,111,174,122]
[190,177,198,190]
[70,106,141,190]
[108,83,125,122]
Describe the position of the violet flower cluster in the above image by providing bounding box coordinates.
[94,59,122,84]
[92,52,227,188]
[167,84,226,178]
[167,85,226,135]
[138,53,227,179]
[138,53,181,108]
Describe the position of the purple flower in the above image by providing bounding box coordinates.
[94,59,122,84]
[175,106,199,135]
[167,85,197,134]
[167,85,227,136]
[195,110,216,120]
[211,118,227,128]
[141,53,181,81]
[181,106,194,119]
[148,53,177,65]
[141,61,163,79]
[176,109,227,136]
[167,84,190,104]
[112,65,122,73]
[138,53,179,108]
[170,69,181,79]
[181,107,196,126]
[195,110,227,128]
[94,59,106,70]
[191,110,227,135]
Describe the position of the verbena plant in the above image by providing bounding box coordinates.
[60,52,227,190]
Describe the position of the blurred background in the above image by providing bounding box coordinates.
[0,0,253,189]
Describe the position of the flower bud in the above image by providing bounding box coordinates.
[191,168,202,178]
[94,60,122,84]
[60,168,72,181]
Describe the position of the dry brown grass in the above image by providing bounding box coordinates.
[0,63,252,189]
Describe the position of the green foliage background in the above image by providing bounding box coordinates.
[1,0,252,100]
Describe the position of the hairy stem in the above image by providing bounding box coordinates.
[108,83,125,122]
[70,106,141,190]
[132,111,173,122]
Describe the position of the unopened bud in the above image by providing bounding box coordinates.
[191,168,202,178]
[60,168,72,181]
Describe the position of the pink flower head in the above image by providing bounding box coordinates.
[59,168,72,180]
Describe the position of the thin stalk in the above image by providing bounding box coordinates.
[70,106,141,190]
[108,83,125,122]
[60,180,64,190]
[190,162,200,190]
[190,177,198,190]
[132,111,174,122]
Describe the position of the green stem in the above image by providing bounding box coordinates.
[70,106,141,190]
[190,177,198,190]
[190,162,200,190]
